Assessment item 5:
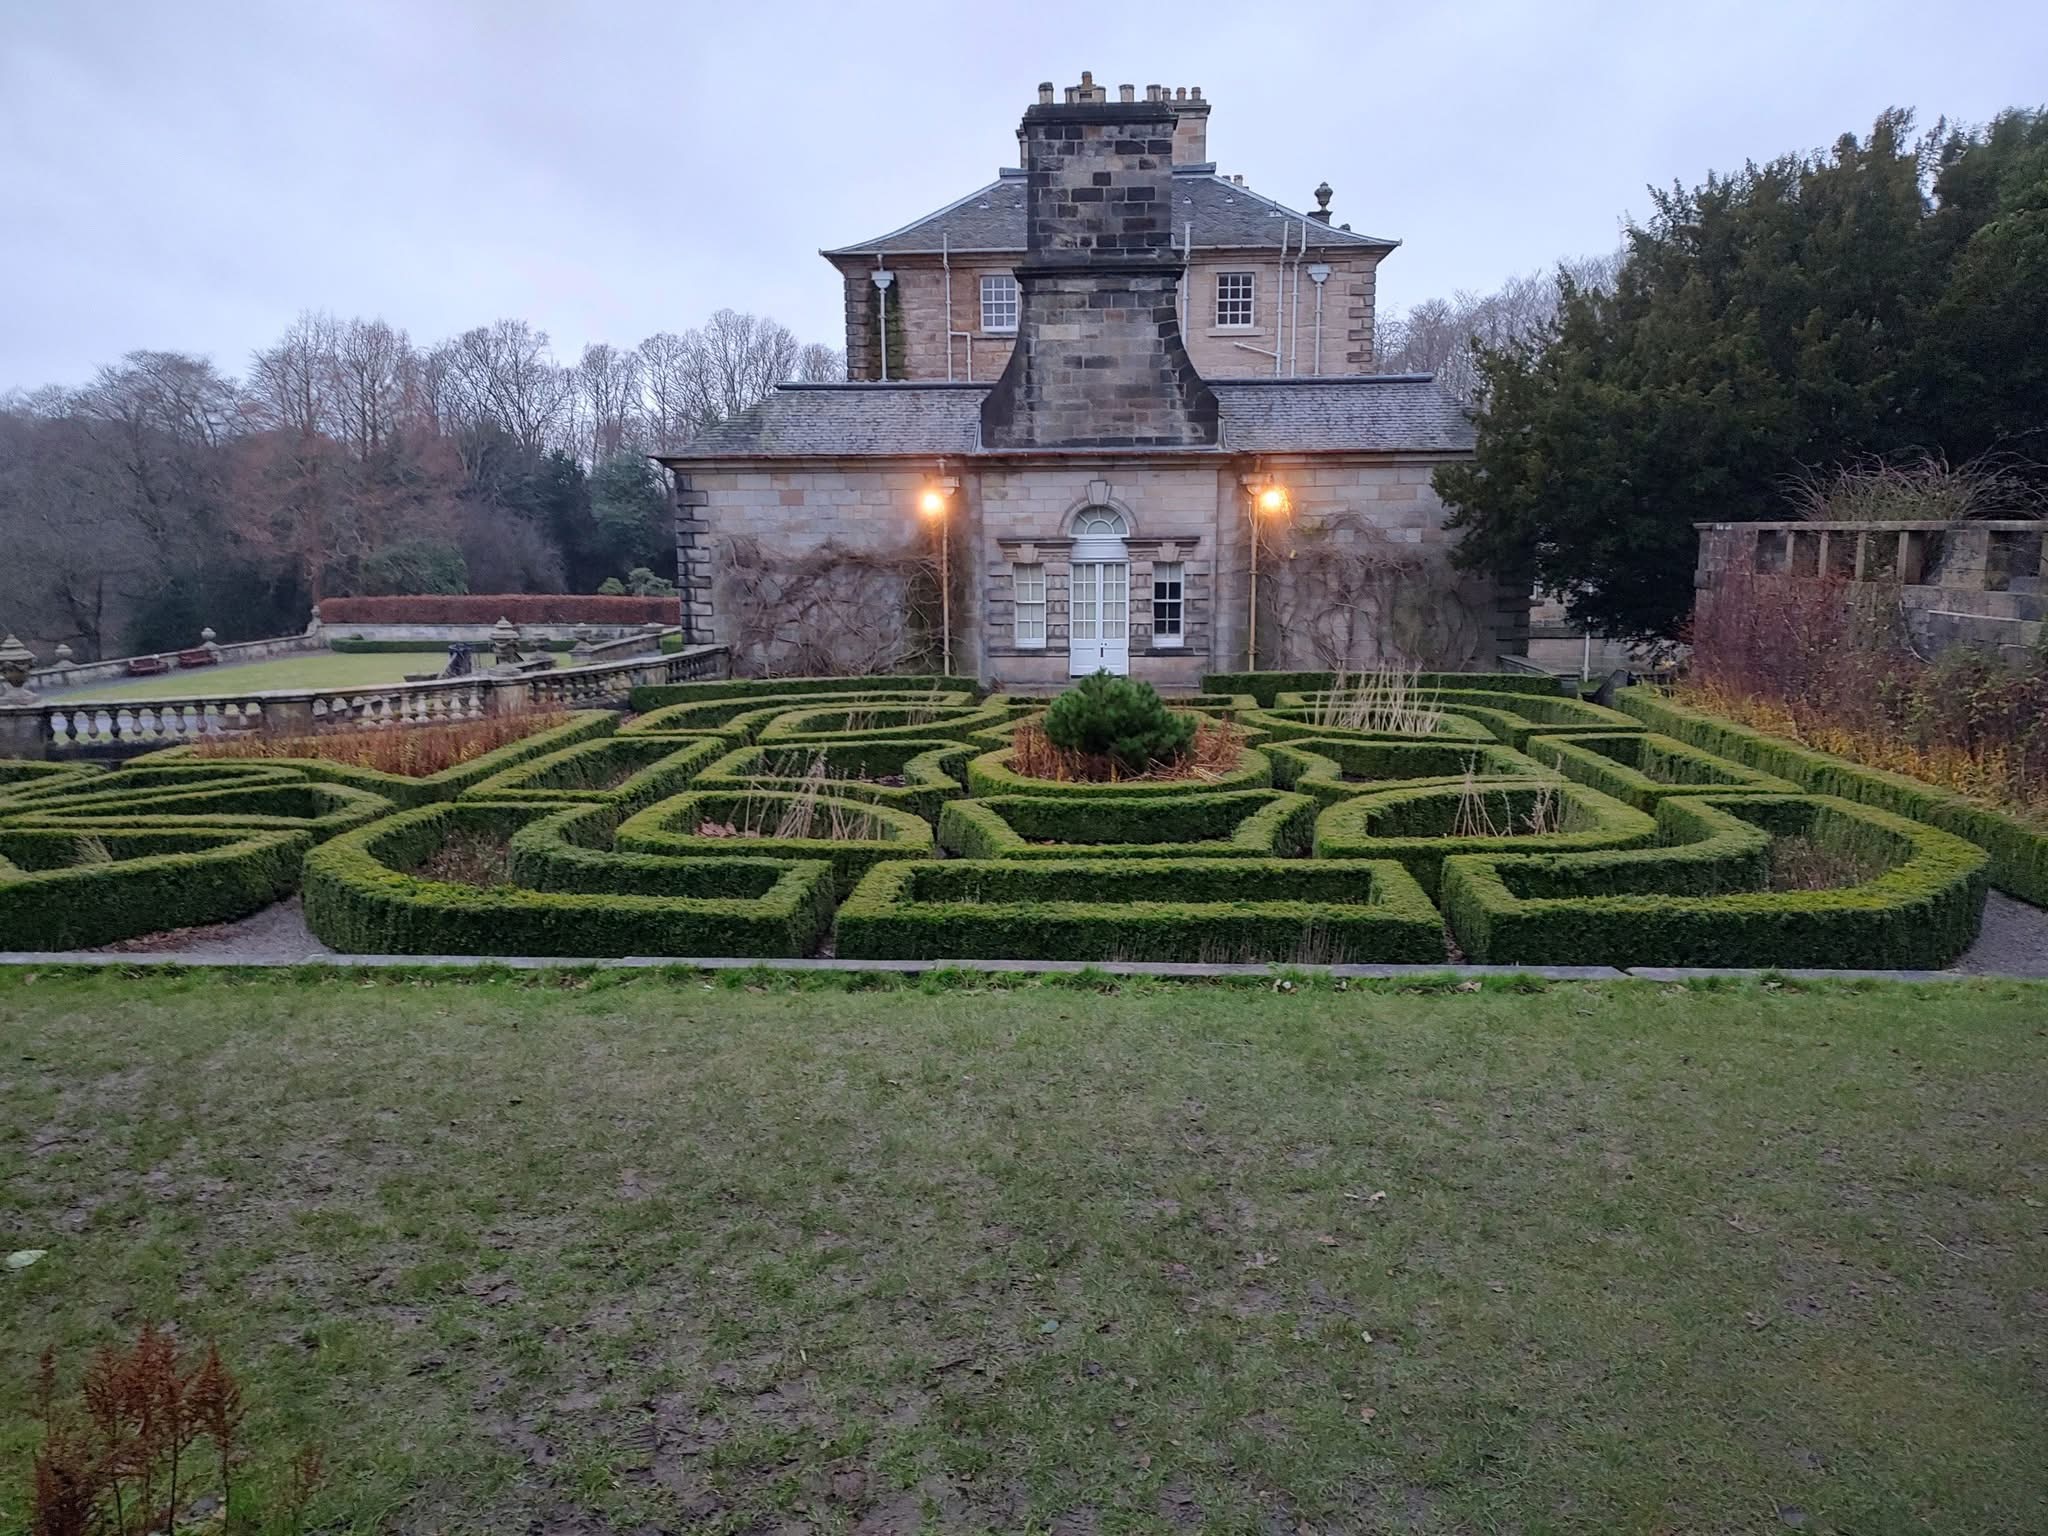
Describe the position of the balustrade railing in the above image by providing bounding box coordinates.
[0,646,730,759]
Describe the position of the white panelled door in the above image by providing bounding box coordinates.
[1068,560,1130,676]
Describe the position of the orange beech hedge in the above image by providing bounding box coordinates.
[317,595,676,625]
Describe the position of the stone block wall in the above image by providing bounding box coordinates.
[675,454,1512,688]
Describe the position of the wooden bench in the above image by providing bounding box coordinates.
[125,655,170,676]
[176,648,219,668]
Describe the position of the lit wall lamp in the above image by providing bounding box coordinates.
[1242,472,1292,671]
[919,474,958,676]
[871,269,897,380]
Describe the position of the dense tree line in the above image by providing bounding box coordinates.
[1429,107,2048,640]
[0,313,842,657]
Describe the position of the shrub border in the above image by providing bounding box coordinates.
[1524,731,1803,810]
[1439,792,1989,968]
[1265,738,1553,807]
[939,789,1317,860]
[1618,687,2048,905]
[834,855,1446,963]
[615,790,933,897]
[1314,780,1658,898]
[303,801,836,957]
[0,825,311,950]
[627,675,968,712]
[461,735,725,810]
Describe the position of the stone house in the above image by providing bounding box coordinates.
[661,76,1523,689]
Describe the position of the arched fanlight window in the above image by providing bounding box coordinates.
[1072,506,1129,540]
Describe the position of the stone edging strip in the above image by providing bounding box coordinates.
[0,952,2034,983]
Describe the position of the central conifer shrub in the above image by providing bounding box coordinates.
[1042,672,1197,775]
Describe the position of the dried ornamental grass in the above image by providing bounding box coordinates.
[191,712,569,778]
[1009,716,1245,784]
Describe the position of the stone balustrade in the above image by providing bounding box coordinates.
[0,645,730,759]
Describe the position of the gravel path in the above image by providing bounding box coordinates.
[1949,892,2048,977]
[95,897,334,961]
[80,892,2048,976]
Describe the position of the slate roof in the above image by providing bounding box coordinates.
[822,167,1398,257]
[1211,377,1476,454]
[660,377,1472,461]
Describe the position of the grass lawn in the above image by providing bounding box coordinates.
[52,651,556,703]
[2,970,2043,1534]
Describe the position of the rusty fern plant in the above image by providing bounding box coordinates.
[27,1328,321,1536]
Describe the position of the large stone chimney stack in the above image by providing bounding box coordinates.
[980,75,1218,450]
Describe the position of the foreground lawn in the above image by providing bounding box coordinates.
[52,650,557,703]
[2,972,2043,1534]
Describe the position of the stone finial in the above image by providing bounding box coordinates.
[1309,181,1334,224]
[489,616,522,670]
[0,633,37,701]
[200,626,217,643]
[53,643,75,669]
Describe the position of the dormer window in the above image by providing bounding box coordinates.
[1215,271,1255,328]
[980,273,1019,333]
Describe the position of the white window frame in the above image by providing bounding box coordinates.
[1013,561,1047,648]
[1151,562,1185,646]
[980,273,1019,334]
[1215,271,1255,329]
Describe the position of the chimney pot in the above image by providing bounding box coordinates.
[1190,86,1202,100]
[1174,86,1186,101]
[1038,81,1054,104]
[1146,84,1162,102]
[1119,83,1134,102]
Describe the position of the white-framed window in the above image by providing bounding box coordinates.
[1215,271,1255,328]
[980,273,1019,333]
[1151,562,1185,644]
[1013,562,1047,647]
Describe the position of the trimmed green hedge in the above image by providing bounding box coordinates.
[1525,732,1803,811]
[627,674,967,712]
[693,739,974,824]
[1202,671,1565,707]
[136,711,617,806]
[1265,738,1552,807]
[615,791,933,897]
[835,856,1445,963]
[755,700,1023,745]
[303,802,835,957]
[1239,705,1496,745]
[4,780,393,842]
[967,747,1274,800]
[1424,691,1645,750]
[0,825,310,949]
[0,761,107,802]
[939,790,1317,860]
[1439,793,1989,968]
[622,690,975,742]
[1314,781,1657,899]
[1618,688,2048,906]
[1,762,307,807]
[461,735,723,810]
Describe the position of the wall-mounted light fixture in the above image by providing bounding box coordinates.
[918,474,959,675]
[1241,472,1292,671]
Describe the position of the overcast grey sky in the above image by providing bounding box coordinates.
[4,0,2042,390]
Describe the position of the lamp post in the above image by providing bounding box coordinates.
[1244,477,1290,671]
[919,479,957,675]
